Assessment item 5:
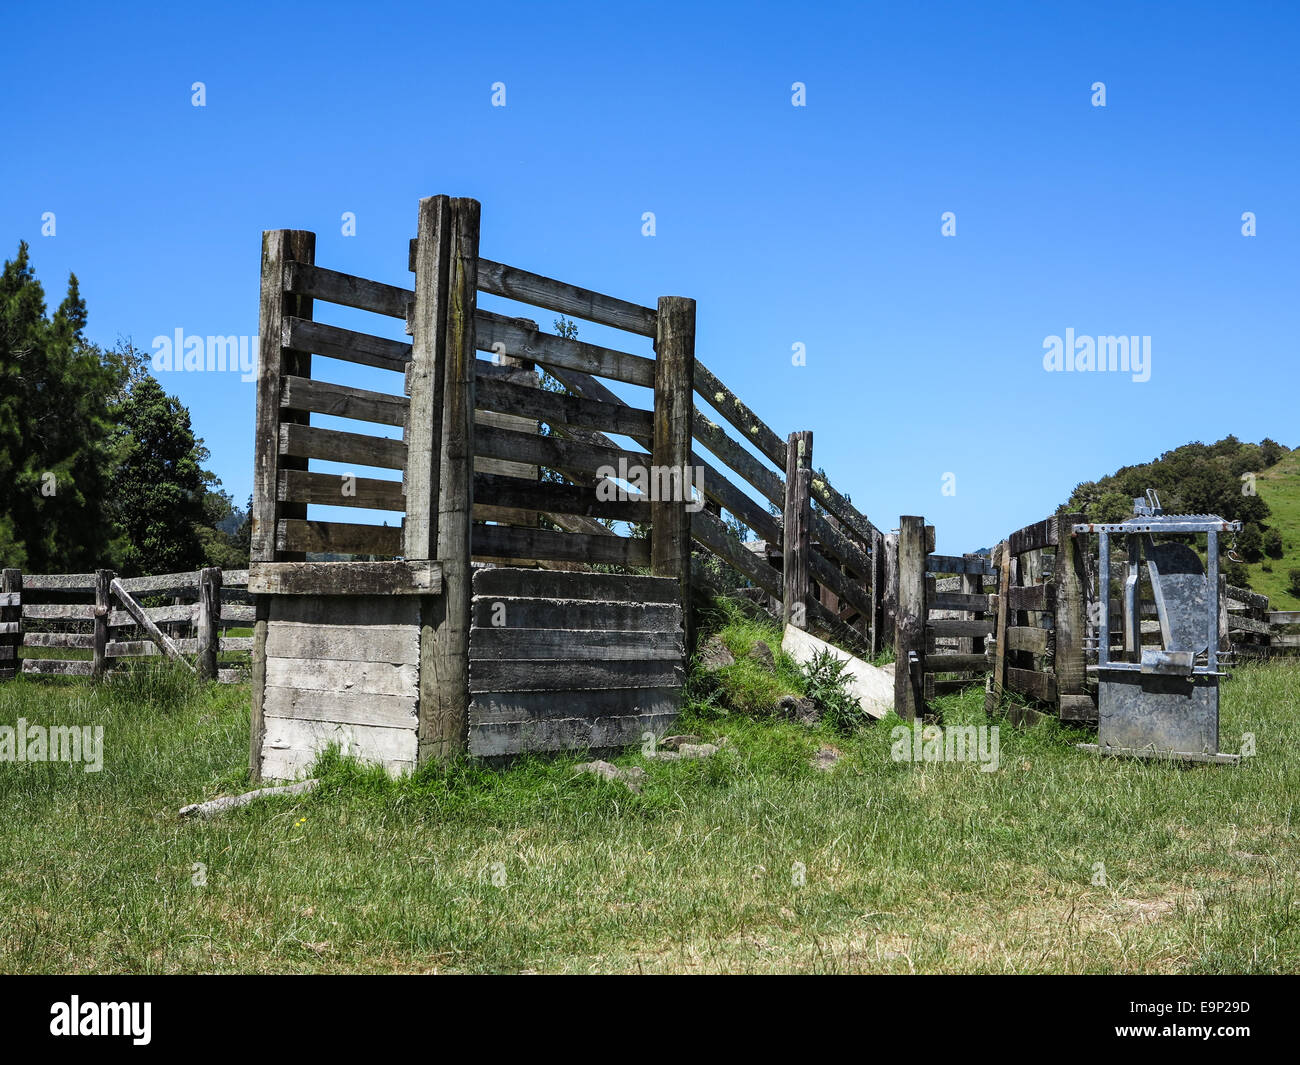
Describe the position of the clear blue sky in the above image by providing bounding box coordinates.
[4,0,1296,552]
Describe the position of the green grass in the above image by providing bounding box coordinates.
[1249,447,1300,608]
[1,650,1299,973]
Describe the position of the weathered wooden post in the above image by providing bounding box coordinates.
[985,541,1011,717]
[894,516,926,722]
[871,528,885,657]
[782,430,813,630]
[0,569,20,682]
[196,566,222,681]
[883,532,899,641]
[1053,513,1088,721]
[652,296,696,628]
[411,196,480,763]
[249,228,316,779]
[92,569,112,682]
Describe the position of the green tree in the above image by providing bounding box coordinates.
[108,373,212,575]
[0,243,126,570]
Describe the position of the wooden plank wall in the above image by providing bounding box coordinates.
[467,568,684,756]
[258,595,420,779]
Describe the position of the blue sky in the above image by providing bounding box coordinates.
[3,0,1297,552]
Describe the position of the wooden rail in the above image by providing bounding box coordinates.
[0,566,253,684]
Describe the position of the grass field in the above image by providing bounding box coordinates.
[1251,447,1300,609]
[1,644,1298,974]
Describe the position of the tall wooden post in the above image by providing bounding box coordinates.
[196,566,222,681]
[412,196,480,763]
[652,296,696,625]
[92,569,112,682]
[985,541,1012,717]
[1053,514,1087,719]
[0,569,20,682]
[782,430,813,630]
[894,516,926,722]
[883,532,899,645]
[870,528,885,657]
[249,229,315,780]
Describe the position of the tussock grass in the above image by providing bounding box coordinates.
[1,652,1298,973]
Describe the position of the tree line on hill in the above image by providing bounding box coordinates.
[0,242,249,576]
[1061,436,1292,589]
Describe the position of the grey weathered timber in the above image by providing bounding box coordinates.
[474,256,658,336]
[471,595,680,631]
[928,618,995,638]
[109,578,196,673]
[116,570,200,596]
[279,422,405,470]
[926,653,991,673]
[92,569,112,681]
[469,658,684,693]
[926,554,994,575]
[783,430,813,630]
[262,687,417,729]
[807,549,873,626]
[248,561,441,596]
[283,261,411,319]
[894,517,927,722]
[469,627,682,661]
[252,230,314,565]
[1005,666,1057,703]
[419,196,479,763]
[21,573,94,591]
[23,632,92,649]
[1006,584,1055,612]
[275,519,402,557]
[280,374,407,426]
[475,309,655,387]
[1053,513,1087,716]
[278,470,405,512]
[871,528,885,657]
[691,508,783,599]
[282,317,411,374]
[693,360,788,474]
[1008,517,1058,557]
[474,474,651,523]
[651,296,697,608]
[23,659,93,677]
[475,423,648,480]
[933,591,995,612]
[473,567,679,602]
[472,524,650,567]
[196,567,221,680]
[985,542,1011,717]
[24,603,95,620]
[1004,626,1050,654]
[469,686,679,726]
[0,570,19,682]
[476,374,654,438]
[883,533,899,640]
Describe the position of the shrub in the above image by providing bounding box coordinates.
[800,649,868,734]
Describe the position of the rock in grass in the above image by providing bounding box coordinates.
[747,640,776,672]
[698,635,734,672]
[661,734,704,750]
[777,694,820,726]
[573,760,646,794]
[811,746,842,771]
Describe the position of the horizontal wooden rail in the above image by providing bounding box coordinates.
[283,261,411,319]
[476,375,654,438]
[475,310,655,388]
[474,256,658,337]
[282,317,411,373]
[472,524,650,566]
[474,473,652,523]
[281,375,407,426]
[475,424,647,480]
[280,423,406,470]
[276,519,402,556]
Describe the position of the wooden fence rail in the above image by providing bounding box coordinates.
[0,567,252,684]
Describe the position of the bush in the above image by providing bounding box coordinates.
[1263,528,1284,558]
[1289,569,1300,598]
[800,649,869,734]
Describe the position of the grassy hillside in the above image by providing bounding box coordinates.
[1244,447,1300,609]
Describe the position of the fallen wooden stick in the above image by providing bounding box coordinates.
[179,779,318,820]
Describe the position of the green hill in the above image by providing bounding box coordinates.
[1249,447,1300,608]
[1061,436,1298,609]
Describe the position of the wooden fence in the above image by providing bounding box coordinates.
[891,508,1299,726]
[0,566,252,683]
